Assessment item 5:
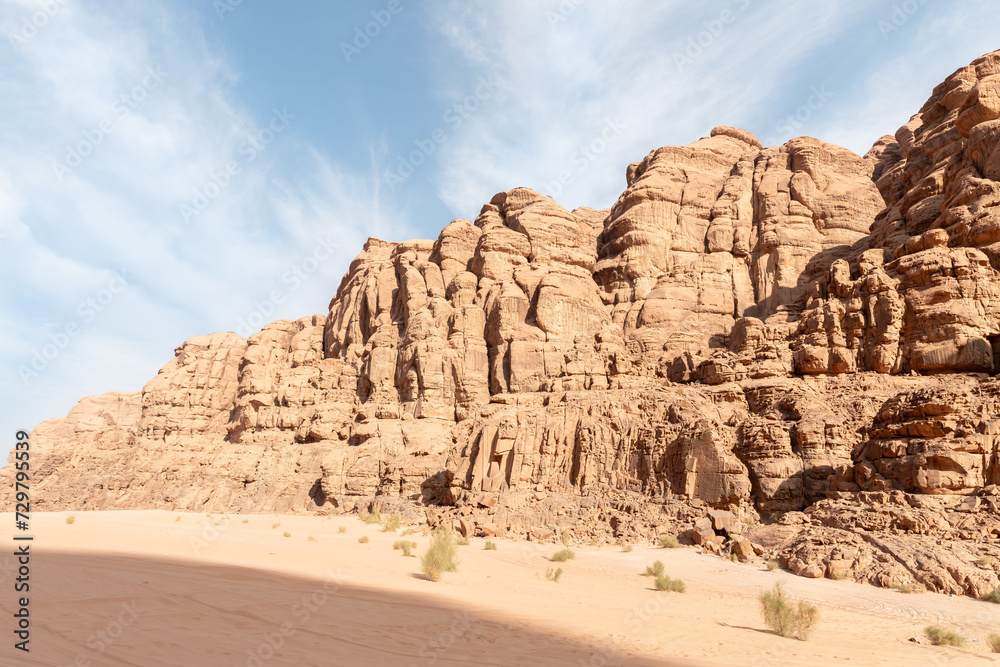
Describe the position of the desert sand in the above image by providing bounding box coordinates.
[0,512,997,666]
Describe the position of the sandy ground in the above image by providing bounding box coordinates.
[0,512,998,666]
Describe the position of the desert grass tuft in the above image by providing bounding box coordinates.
[658,534,680,549]
[759,583,818,640]
[484,541,497,551]
[393,540,418,557]
[560,531,571,546]
[644,560,665,578]
[987,632,1000,653]
[421,529,458,581]
[272,522,280,529]
[456,535,470,546]
[175,516,181,522]
[891,582,925,594]
[65,515,75,525]
[360,508,382,525]
[977,555,995,567]
[545,567,563,583]
[358,535,369,544]
[338,526,347,534]
[308,535,317,542]
[766,559,780,572]
[622,544,633,553]
[924,626,964,647]
[382,514,401,533]
[654,574,685,593]
[982,586,1000,604]
[551,548,575,562]
[242,519,249,524]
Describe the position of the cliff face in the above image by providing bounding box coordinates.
[12,50,1000,596]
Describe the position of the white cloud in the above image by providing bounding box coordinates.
[0,0,408,433]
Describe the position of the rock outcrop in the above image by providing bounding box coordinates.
[11,49,1000,598]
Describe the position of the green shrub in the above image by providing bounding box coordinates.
[382,514,401,533]
[977,555,995,567]
[484,541,497,551]
[360,508,382,525]
[456,536,470,546]
[987,633,1000,653]
[759,583,818,640]
[891,582,924,594]
[766,559,780,572]
[983,586,1000,603]
[358,536,369,544]
[654,575,685,593]
[924,626,964,647]
[421,529,458,581]
[644,560,665,578]
[659,535,680,549]
[552,548,575,562]
[393,540,418,557]
[545,567,563,583]
[65,516,75,525]
[560,531,571,546]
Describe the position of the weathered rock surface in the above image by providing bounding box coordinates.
[11,50,1000,598]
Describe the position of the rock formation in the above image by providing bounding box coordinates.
[11,50,1000,598]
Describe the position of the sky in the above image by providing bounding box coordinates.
[2,0,999,448]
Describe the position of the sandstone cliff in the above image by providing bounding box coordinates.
[12,50,1000,598]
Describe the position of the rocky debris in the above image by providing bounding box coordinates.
[13,50,1000,598]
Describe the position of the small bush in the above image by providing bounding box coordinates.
[484,541,497,551]
[457,536,470,546]
[977,555,995,567]
[987,632,1000,653]
[283,532,291,537]
[401,528,418,537]
[360,508,382,525]
[421,529,459,581]
[338,526,347,534]
[654,575,685,593]
[545,567,563,583]
[759,583,818,640]
[358,536,369,544]
[65,516,75,525]
[622,544,633,553]
[394,540,418,557]
[659,535,680,549]
[924,626,964,647]
[382,514,401,533]
[308,535,317,542]
[891,582,925,594]
[272,522,280,529]
[175,516,181,522]
[242,519,249,524]
[766,559,780,572]
[644,560,665,578]
[560,531,571,546]
[983,586,1000,604]
[552,548,575,562]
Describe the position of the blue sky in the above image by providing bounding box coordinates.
[2,0,999,444]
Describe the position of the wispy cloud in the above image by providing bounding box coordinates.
[0,0,407,431]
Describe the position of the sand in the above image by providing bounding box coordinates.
[0,511,998,666]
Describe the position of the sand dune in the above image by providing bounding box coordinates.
[1,511,998,666]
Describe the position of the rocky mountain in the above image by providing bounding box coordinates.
[10,50,1000,597]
